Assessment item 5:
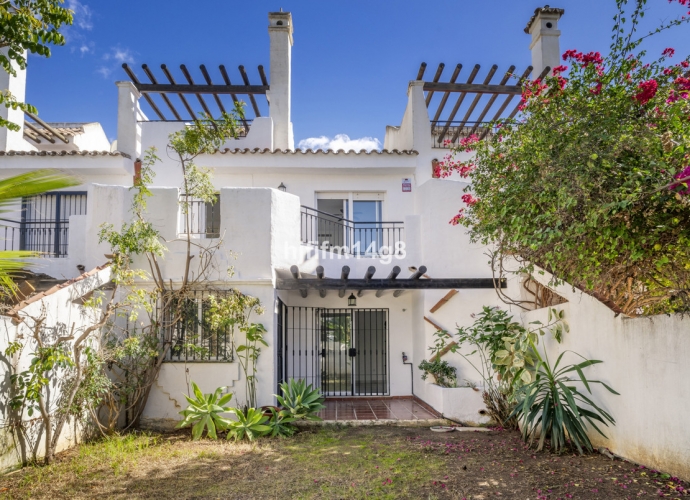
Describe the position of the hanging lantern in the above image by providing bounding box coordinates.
[348,293,356,307]
[278,182,287,192]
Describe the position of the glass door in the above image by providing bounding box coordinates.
[316,199,347,251]
[353,200,382,255]
[320,310,352,395]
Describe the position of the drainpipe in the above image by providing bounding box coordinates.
[402,352,414,397]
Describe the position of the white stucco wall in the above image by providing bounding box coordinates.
[521,274,690,480]
[0,266,112,472]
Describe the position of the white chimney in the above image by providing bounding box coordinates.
[268,11,294,151]
[525,6,565,78]
[0,48,33,152]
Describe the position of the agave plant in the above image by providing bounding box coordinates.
[275,378,326,421]
[226,407,271,441]
[176,382,233,440]
[510,349,619,454]
[267,407,296,438]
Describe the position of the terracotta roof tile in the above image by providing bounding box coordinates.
[525,5,565,34]
[0,150,131,158]
[210,148,418,156]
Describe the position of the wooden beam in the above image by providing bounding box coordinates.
[431,64,461,122]
[409,266,428,280]
[452,65,499,142]
[276,277,504,291]
[338,266,350,298]
[431,341,458,362]
[200,64,227,115]
[23,121,55,144]
[479,66,533,140]
[416,62,427,80]
[429,289,458,313]
[364,266,376,282]
[436,64,480,144]
[219,65,250,130]
[393,290,404,298]
[425,63,445,107]
[133,83,269,95]
[239,65,262,116]
[122,63,167,120]
[161,64,198,120]
[319,289,327,298]
[376,266,401,298]
[24,111,68,143]
[424,316,444,331]
[468,65,516,136]
[423,82,522,95]
[142,64,182,120]
[317,266,325,297]
[290,265,307,298]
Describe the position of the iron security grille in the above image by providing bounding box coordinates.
[279,305,389,396]
[161,290,234,362]
[19,192,87,257]
[179,195,221,238]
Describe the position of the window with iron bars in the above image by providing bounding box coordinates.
[161,290,234,362]
[178,195,220,238]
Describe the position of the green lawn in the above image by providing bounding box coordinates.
[1,426,687,499]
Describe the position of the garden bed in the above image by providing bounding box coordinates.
[1,426,687,499]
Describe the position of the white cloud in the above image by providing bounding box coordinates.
[67,0,93,30]
[96,66,111,78]
[297,134,381,152]
[112,48,134,64]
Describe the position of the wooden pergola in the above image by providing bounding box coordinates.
[121,63,269,129]
[277,265,505,299]
[418,62,550,146]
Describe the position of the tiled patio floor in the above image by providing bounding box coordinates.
[317,397,440,421]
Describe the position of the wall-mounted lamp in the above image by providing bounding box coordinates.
[278,182,287,192]
[348,293,356,307]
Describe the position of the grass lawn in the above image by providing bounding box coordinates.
[1,426,688,499]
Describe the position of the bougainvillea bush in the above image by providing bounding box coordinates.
[439,0,690,316]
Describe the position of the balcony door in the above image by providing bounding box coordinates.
[315,193,384,254]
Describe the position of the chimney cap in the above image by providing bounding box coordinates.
[524,5,565,34]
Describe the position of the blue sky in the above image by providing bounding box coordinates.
[24,0,690,148]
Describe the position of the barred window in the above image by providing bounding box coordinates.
[163,291,233,362]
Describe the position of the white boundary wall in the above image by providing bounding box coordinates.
[522,273,690,480]
[0,267,112,472]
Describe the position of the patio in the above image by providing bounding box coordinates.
[317,397,441,422]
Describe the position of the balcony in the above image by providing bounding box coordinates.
[300,206,404,256]
[431,120,494,149]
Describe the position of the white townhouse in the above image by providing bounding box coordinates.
[0,7,565,426]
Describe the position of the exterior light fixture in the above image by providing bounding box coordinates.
[348,293,356,307]
[278,182,287,192]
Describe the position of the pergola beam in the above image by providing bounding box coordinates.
[376,266,401,298]
[276,278,505,291]
[423,82,522,95]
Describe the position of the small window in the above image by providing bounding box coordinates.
[179,195,220,238]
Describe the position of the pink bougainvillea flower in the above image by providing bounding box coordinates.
[590,82,603,95]
[461,193,479,206]
[681,61,690,68]
[633,79,659,105]
[552,65,568,75]
[675,76,690,91]
[670,166,690,196]
[449,210,465,225]
[662,47,676,57]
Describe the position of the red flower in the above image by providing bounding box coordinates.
[458,134,480,152]
[552,65,568,75]
[590,82,602,95]
[675,77,690,91]
[449,210,465,225]
[633,79,658,105]
[681,61,690,68]
[461,193,479,206]
[562,49,581,61]
[662,47,676,58]
[581,51,603,67]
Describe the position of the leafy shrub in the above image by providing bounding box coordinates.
[226,407,271,441]
[176,382,232,440]
[418,359,457,388]
[267,408,297,437]
[275,379,326,421]
[510,351,618,454]
[442,1,690,315]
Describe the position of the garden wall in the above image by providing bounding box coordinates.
[0,266,112,472]
[521,274,690,480]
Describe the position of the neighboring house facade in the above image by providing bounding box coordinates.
[0,8,565,426]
